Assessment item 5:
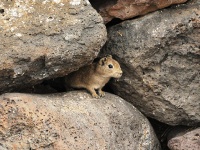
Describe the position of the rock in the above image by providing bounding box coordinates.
[101,2,200,125]
[167,127,200,150]
[0,0,107,93]
[0,92,161,150]
[90,0,188,23]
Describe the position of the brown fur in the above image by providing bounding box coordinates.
[65,55,122,98]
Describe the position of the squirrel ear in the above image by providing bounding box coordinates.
[106,55,112,58]
[99,57,107,66]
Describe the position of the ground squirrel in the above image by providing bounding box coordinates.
[65,55,122,98]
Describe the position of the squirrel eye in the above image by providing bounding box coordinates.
[108,64,113,68]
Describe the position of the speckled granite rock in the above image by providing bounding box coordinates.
[0,92,161,150]
[101,1,200,125]
[0,0,107,93]
[90,0,188,23]
[167,127,200,150]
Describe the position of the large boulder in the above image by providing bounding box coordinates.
[0,92,161,149]
[101,2,200,125]
[167,127,200,150]
[0,0,107,93]
[90,0,188,23]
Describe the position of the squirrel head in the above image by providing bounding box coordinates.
[96,55,122,78]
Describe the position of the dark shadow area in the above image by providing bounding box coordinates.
[42,77,66,92]
[16,77,66,94]
[89,0,117,12]
[106,18,123,28]
[148,118,172,150]
[102,78,115,94]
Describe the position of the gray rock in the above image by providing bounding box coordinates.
[167,127,200,150]
[0,92,161,150]
[0,0,107,93]
[101,2,200,125]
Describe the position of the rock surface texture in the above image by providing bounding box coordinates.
[167,127,200,150]
[0,0,107,93]
[0,92,160,150]
[90,0,188,23]
[101,1,200,125]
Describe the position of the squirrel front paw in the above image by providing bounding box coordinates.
[98,90,105,97]
[92,93,100,99]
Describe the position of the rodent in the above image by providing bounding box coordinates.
[65,55,123,98]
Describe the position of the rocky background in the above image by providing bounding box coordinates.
[0,0,199,150]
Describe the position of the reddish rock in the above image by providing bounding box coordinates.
[167,127,200,150]
[94,0,188,23]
